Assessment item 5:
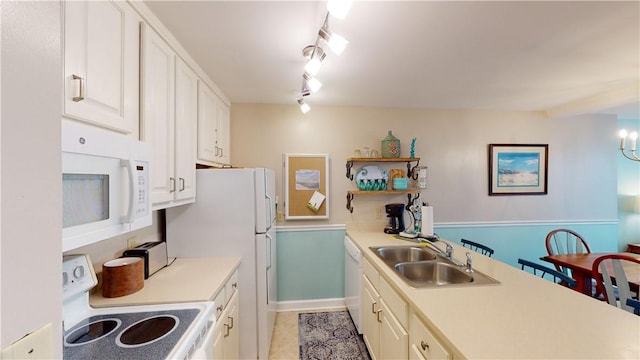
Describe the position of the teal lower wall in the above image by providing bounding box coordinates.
[276,228,346,301]
[275,222,617,302]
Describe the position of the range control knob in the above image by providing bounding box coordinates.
[73,266,85,279]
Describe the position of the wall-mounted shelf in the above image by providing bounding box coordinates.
[346,157,420,180]
[346,190,420,213]
[345,157,422,213]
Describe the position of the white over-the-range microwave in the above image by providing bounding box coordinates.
[62,121,152,252]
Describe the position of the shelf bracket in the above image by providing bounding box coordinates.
[406,193,420,211]
[346,160,354,180]
[407,159,420,180]
[346,193,354,213]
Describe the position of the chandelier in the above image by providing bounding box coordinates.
[619,129,639,162]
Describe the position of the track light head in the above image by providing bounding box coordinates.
[327,0,352,19]
[303,73,322,93]
[297,98,311,114]
[302,45,326,76]
[319,27,348,56]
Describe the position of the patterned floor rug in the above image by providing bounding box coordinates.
[298,311,371,360]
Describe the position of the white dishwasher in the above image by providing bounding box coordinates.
[344,236,362,334]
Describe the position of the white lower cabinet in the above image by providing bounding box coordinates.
[362,257,453,360]
[212,271,239,359]
[362,258,408,360]
[409,312,451,360]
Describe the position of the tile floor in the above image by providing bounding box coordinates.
[268,307,346,360]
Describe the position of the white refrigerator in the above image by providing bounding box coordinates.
[165,168,277,360]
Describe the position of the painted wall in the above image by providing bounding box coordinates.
[617,118,640,250]
[231,104,619,302]
[0,1,62,354]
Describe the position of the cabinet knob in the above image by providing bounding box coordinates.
[371,301,377,314]
[232,282,238,289]
[216,305,224,314]
[421,340,429,351]
[376,309,382,323]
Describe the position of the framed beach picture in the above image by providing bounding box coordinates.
[488,144,548,196]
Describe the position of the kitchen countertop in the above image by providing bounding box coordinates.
[347,227,640,359]
[90,257,241,308]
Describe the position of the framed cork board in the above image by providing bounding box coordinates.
[284,154,329,220]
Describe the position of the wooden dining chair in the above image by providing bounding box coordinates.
[518,258,577,289]
[545,229,591,274]
[592,254,640,315]
[461,238,494,257]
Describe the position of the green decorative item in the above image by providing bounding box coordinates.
[381,130,401,158]
[410,138,416,158]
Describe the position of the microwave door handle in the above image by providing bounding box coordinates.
[120,159,139,224]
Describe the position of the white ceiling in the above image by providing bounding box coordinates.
[144,1,640,118]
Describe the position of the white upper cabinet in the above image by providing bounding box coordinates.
[141,23,196,209]
[174,57,198,202]
[63,0,140,135]
[197,82,231,166]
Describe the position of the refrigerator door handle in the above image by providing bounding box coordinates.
[265,233,273,270]
[265,193,275,230]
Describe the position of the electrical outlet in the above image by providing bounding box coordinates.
[1,323,53,359]
[127,237,137,249]
[375,207,382,219]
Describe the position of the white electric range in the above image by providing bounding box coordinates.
[62,255,215,360]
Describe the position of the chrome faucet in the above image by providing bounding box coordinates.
[465,252,473,273]
[418,241,465,267]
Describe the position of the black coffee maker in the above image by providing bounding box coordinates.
[384,203,405,234]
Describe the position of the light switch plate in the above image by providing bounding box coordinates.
[1,323,53,359]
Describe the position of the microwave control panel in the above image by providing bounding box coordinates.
[135,160,149,217]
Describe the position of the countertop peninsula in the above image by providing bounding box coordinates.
[347,227,640,359]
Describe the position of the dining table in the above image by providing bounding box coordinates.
[540,252,640,296]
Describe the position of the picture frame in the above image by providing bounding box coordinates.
[284,154,330,220]
[488,144,548,196]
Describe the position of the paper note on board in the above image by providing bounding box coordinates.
[306,191,325,212]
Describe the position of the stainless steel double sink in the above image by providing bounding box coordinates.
[370,245,500,288]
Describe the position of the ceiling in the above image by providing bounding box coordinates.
[144,1,640,118]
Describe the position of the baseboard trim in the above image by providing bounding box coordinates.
[276,298,346,312]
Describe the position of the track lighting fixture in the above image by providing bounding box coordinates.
[296,1,351,114]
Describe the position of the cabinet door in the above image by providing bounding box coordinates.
[197,82,219,163]
[174,58,198,202]
[141,23,175,205]
[224,292,240,359]
[215,101,231,165]
[362,275,380,360]
[197,83,230,166]
[379,298,409,360]
[211,318,225,360]
[63,0,139,134]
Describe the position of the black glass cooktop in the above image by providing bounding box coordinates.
[63,309,198,360]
